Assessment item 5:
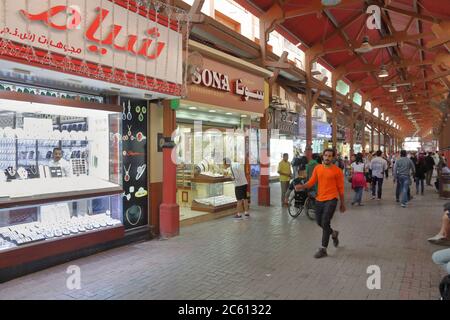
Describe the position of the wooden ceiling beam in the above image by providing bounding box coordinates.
[383,5,442,25]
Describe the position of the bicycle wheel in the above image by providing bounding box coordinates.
[304,197,316,221]
[288,194,304,218]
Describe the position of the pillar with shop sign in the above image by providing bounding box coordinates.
[160,100,180,238]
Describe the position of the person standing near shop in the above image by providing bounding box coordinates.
[415,154,426,195]
[425,152,435,186]
[295,149,345,259]
[351,153,367,206]
[306,153,321,198]
[278,153,292,207]
[49,147,72,177]
[393,150,416,208]
[369,150,388,200]
[223,158,249,220]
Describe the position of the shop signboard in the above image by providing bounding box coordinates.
[0,0,183,95]
[187,54,265,115]
[267,108,298,136]
[297,116,331,139]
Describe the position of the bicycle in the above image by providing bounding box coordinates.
[287,190,316,220]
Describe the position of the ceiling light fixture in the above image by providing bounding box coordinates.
[357,36,372,53]
[188,106,197,110]
[241,114,248,118]
[226,112,233,115]
[396,96,404,103]
[378,65,389,78]
[389,84,398,93]
[209,110,216,113]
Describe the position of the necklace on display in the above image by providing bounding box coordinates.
[124,164,131,182]
[127,125,133,137]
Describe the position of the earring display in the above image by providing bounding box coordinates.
[127,100,132,121]
[71,159,87,176]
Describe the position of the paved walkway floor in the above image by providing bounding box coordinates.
[0,180,448,300]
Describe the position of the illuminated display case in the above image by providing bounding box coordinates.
[0,195,122,251]
[0,94,124,271]
[175,125,244,213]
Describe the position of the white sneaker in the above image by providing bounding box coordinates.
[428,234,445,242]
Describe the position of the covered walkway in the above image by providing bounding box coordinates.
[0,181,447,300]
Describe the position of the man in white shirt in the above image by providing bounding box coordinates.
[369,150,388,200]
[49,148,72,177]
[224,158,249,220]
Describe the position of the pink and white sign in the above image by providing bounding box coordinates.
[0,0,183,94]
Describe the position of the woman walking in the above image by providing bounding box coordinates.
[351,153,367,206]
[415,154,426,195]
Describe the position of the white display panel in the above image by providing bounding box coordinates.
[0,98,121,199]
[270,138,293,177]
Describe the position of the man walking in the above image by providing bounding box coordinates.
[393,150,416,208]
[295,149,346,259]
[224,158,249,220]
[425,152,435,186]
[278,153,292,207]
[369,150,388,200]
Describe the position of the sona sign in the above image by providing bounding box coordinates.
[0,0,182,88]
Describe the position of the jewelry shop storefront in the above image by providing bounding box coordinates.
[297,116,332,156]
[267,107,299,180]
[174,42,269,225]
[0,0,184,281]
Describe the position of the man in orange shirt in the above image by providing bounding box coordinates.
[295,149,346,258]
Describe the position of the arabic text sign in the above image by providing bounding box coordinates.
[187,55,265,114]
[0,0,182,85]
[192,67,264,101]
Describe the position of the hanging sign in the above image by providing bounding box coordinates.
[0,0,183,95]
[192,67,264,101]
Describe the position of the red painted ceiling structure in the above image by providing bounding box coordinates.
[235,0,450,137]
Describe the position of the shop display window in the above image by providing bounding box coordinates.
[0,99,122,203]
[270,138,293,177]
[175,124,247,215]
[0,195,122,251]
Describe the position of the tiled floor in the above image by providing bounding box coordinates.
[0,179,448,300]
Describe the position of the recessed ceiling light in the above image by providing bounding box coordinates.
[189,106,197,110]
[226,112,233,115]
[378,65,389,78]
[209,110,216,113]
[241,114,247,118]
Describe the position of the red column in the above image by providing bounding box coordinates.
[159,101,179,238]
[258,110,270,206]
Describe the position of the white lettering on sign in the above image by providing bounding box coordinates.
[192,67,230,92]
[192,67,263,101]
